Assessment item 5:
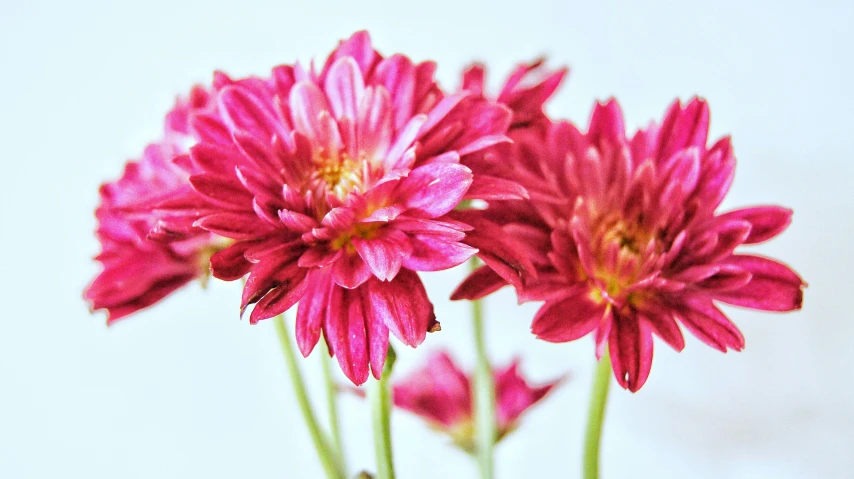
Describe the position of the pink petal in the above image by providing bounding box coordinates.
[189,174,253,209]
[531,288,604,343]
[332,252,373,289]
[676,296,745,352]
[640,309,685,352]
[249,271,308,324]
[325,285,370,385]
[588,99,626,148]
[608,312,654,392]
[715,255,805,311]
[402,231,477,272]
[363,286,390,379]
[218,85,283,143]
[716,206,793,244]
[463,175,529,201]
[450,265,508,301]
[209,242,253,281]
[194,213,272,240]
[324,57,365,122]
[398,163,473,218]
[365,270,434,347]
[356,86,393,159]
[289,82,336,147]
[352,227,412,281]
[295,269,333,357]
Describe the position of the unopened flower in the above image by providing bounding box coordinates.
[390,351,561,452]
[455,98,805,392]
[159,31,518,384]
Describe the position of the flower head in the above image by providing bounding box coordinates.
[455,98,805,392]
[390,350,561,451]
[159,32,515,384]
[85,87,227,323]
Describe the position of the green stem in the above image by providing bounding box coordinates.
[469,258,496,479]
[273,315,344,479]
[321,339,346,474]
[369,346,397,479]
[583,349,612,479]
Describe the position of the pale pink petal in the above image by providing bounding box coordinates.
[397,163,472,218]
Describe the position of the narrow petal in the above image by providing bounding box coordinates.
[325,286,370,385]
[249,271,308,323]
[218,85,282,143]
[716,206,793,244]
[609,312,654,392]
[324,57,365,122]
[363,286,390,379]
[450,266,509,301]
[676,296,745,352]
[296,269,333,357]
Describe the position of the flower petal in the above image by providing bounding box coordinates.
[531,288,604,343]
[365,270,434,347]
[295,269,333,357]
[325,286,370,385]
[715,255,805,311]
[716,206,793,244]
[609,312,654,393]
[398,163,473,218]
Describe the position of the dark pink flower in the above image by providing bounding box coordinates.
[391,350,561,451]
[84,142,224,323]
[160,31,516,384]
[455,98,805,392]
[85,87,227,323]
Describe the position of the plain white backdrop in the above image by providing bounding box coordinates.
[1,0,852,477]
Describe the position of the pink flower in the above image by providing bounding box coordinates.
[455,98,806,392]
[85,87,226,323]
[84,142,221,323]
[391,351,561,451]
[160,31,516,384]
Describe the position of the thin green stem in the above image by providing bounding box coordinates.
[369,346,397,479]
[469,258,496,479]
[321,339,346,474]
[583,349,612,479]
[273,315,344,479]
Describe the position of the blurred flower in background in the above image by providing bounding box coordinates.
[388,350,563,452]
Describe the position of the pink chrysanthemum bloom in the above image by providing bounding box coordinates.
[455,98,806,392]
[158,32,518,384]
[85,87,228,323]
[390,350,561,452]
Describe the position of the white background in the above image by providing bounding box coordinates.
[1,0,852,477]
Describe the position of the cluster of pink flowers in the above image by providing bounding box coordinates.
[86,31,804,451]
